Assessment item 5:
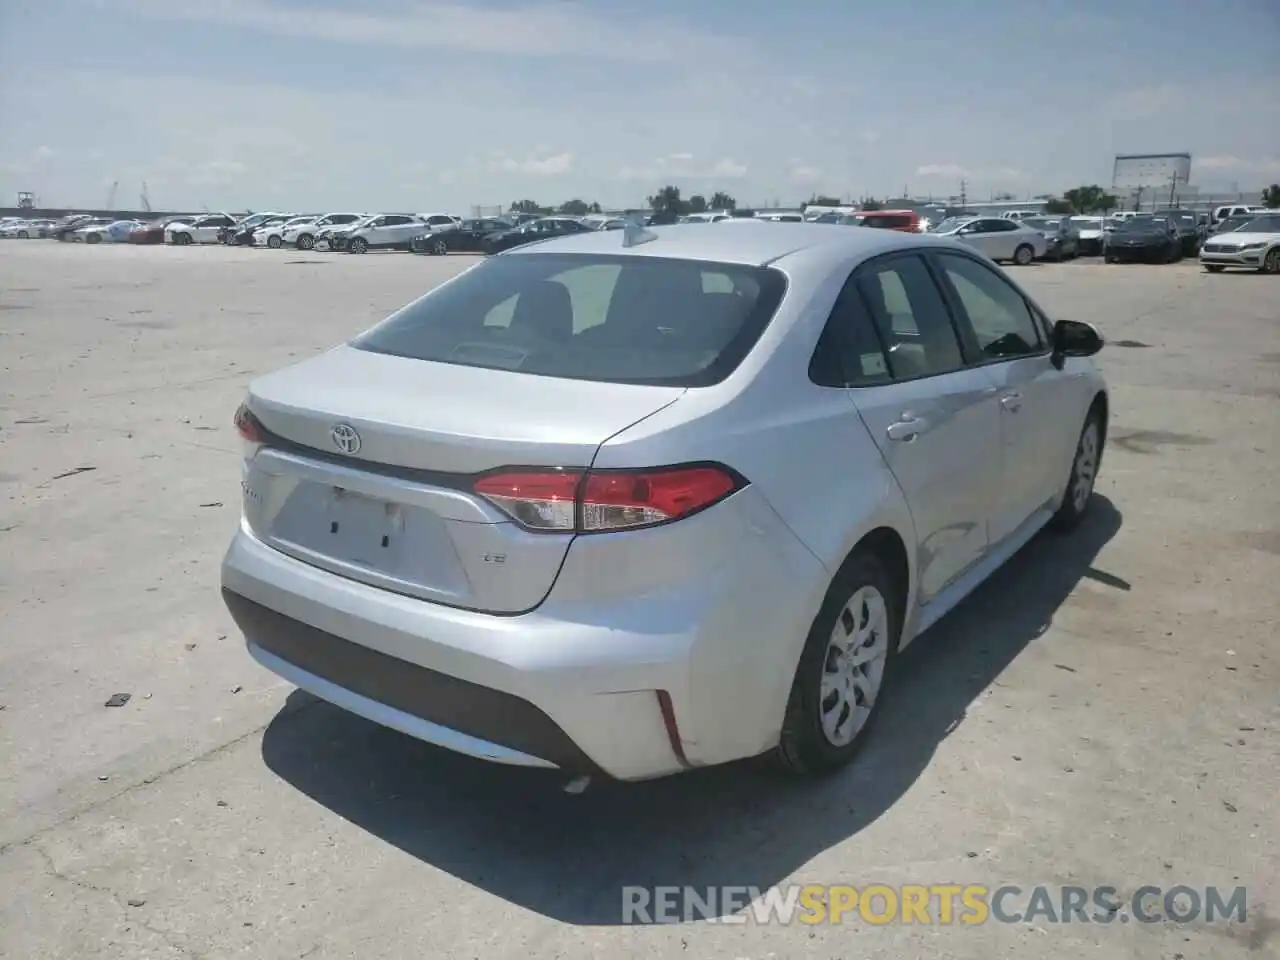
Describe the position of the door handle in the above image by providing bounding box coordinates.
[1000,391,1022,412]
[886,416,928,442]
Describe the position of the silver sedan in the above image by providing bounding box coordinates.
[221,222,1108,784]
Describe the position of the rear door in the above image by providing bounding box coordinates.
[840,252,1002,602]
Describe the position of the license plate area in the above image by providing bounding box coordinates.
[322,487,407,569]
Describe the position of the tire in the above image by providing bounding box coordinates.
[775,550,901,775]
[1262,249,1280,274]
[296,234,314,250]
[267,234,282,249]
[1013,244,1034,266]
[1104,255,1116,264]
[85,233,101,244]
[1204,265,1226,273]
[18,230,28,239]
[431,237,448,256]
[348,237,368,254]
[173,232,191,246]
[1050,407,1103,533]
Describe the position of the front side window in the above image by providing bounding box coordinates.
[853,254,965,379]
[935,253,1043,359]
[352,253,787,387]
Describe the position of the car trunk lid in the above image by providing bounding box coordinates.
[241,345,684,612]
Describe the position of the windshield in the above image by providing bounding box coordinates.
[352,253,788,387]
[1022,218,1058,230]
[1236,214,1280,233]
[931,217,973,233]
[1071,218,1103,229]
[283,216,316,227]
[1117,218,1167,233]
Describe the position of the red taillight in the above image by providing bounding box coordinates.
[233,403,264,443]
[473,464,743,533]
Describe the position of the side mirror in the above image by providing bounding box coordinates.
[1051,319,1103,368]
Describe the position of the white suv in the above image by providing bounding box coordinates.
[291,213,363,251]
[166,214,237,245]
[343,214,429,254]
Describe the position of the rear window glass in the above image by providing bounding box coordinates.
[351,253,788,386]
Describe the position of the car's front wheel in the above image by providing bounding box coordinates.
[776,550,900,775]
[348,237,368,254]
[1013,243,1034,266]
[431,237,448,256]
[1050,407,1103,532]
[295,233,314,250]
[267,234,283,249]
[1262,249,1280,274]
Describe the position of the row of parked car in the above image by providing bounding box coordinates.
[6,205,1276,273]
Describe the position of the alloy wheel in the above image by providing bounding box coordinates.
[819,585,890,747]
[1072,422,1099,513]
[1264,250,1280,274]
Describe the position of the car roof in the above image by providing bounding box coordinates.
[505,221,953,266]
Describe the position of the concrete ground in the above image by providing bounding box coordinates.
[0,241,1276,959]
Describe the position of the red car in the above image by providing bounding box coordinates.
[129,216,191,244]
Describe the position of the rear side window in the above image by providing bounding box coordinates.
[853,254,965,379]
[352,253,787,386]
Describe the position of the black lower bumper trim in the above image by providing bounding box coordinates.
[222,589,601,774]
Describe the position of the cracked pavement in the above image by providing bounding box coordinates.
[1,243,1277,959]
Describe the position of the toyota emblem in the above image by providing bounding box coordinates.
[330,423,361,455]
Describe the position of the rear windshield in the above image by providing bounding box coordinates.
[351,252,788,387]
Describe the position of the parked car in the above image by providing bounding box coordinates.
[840,210,924,233]
[218,212,285,244]
[1069,217,1107,256]
[417,213,463,233]
[999,210,1042,221]
[1103,216,1181,263]
[50,215,97,241]
[167,214,237,245]
[1158,211,1205,256]
[254,215,318,249]
[410,218,513,255]
[290,213,363,250]
[929,216,1047,265]
[1210,204,1261,226]
[75,219,144,243]
[756,212,805,222]
[227,215,291,246]
[129,216,192,245]
[221,222,1108,783]
[337,214,431,254]
[1021,217,1080,261]
[62,217,115,241]
[480,216,594,253]
[0,218,56,238]
[1198,212,1280,274]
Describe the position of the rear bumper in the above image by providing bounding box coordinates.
[221,487,826,781]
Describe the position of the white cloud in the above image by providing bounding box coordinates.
[916,163,970,179]
[84,0,749,64]
[494,152,574,176]
[1107,83,1179,117]
[1197,155,1280,175]
[709,158,748,178]
[668,152,694,162]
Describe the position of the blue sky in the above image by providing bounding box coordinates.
[1,0,1277,211]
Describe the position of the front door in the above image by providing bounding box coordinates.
[930,251,1073,542]
[843,253,1002,601]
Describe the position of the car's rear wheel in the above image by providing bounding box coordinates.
[18,230,28,239]
[1013,243,1034,266]
[776,550,900,775]
[1050,407,1103,532]
[348,237,368,254]
[1262,249,1280,274]
[1204,264,1226,273]
[296,233,314,250]
[85,233,101,244]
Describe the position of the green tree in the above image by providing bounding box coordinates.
[588,201,602,214]
[1062,185,1119,214]
[1262,184,1280,208]
[709,191,737,211]
[860,198,883,211]
[1043,197,1073,214]
[509,199,541,214]
[558,198,590,216]
[647,185,683,215]
[992,191,1016,202]
[687,194,708,214]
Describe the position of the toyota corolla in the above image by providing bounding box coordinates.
[221,222,1108,784]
